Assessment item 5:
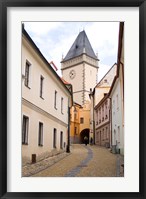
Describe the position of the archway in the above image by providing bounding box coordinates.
[80,128,90,144]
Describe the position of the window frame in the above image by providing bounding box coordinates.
[54,90,57,109]
[53,128,57,148]
[38,122,43,146]
[22,115,29,145]
[61,97,64,114]
[60,131,63,149]
[80,117,84,124]
[24,61,31,88]
[40,75,44,99]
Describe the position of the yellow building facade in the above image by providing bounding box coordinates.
[70,101,90,144]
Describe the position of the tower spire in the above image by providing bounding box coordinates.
[62,30,97,62]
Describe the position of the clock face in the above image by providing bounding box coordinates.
[69,70,76,79]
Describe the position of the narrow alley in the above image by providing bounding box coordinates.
[22,144,124,177]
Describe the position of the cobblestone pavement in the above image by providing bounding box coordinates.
[26,144,124,177]
[22,151,70,177]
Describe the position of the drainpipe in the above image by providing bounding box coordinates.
[89,88,95,145]
[93,95,95,145]
[109,97,112,149]
[66,101,70,153]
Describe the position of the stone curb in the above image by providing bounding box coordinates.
[116,154,124,177]
[22,152,71,177]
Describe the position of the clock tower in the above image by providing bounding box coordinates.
[61,30,99,105]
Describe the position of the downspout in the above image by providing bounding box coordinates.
[109,97,112,149]
[93,93,95,145]
[66,99,70,153]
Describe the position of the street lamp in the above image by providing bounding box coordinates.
[89,89,95,145]
[73,106,77,143]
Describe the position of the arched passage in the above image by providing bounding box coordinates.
[80,128,90,144]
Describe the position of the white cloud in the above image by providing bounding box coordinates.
[24,22,63,36]
[24,22,119,79]
[84,22,119,61]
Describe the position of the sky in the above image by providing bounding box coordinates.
[24,22,119,82]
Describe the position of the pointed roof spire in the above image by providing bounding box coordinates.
[63,30,97,61]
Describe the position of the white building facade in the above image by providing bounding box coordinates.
[110,80,124,154]
[109,22,124,155]
[22,27,72,165]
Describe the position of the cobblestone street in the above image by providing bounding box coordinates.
[23,144,124,177]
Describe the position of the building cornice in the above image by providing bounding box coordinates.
[95,121,110,130]
[61,61,99,71]
[22,98,68,127]
[61,53,99,63]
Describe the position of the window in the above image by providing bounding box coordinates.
[24,61,30,87]
[54,91,57,109]
[40,76,44,98]
[102,105,104,119]
[80,117,84,124]
[99,107,101,121]
[74,113,77,120]
[61,97,63,114]
[53,128,57,148]
[74,127,77,135]
[74,107,77,119]
[60,131,63,149]
[38,122,43,146]
[22,115,29,144]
